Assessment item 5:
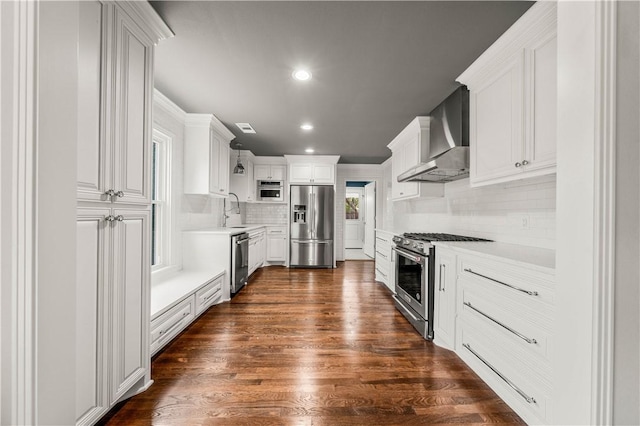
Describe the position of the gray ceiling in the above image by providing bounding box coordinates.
[150,1,533,164]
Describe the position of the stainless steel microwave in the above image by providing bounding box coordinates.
[256,180,284,202]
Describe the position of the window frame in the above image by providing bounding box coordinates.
[150,128,173,274]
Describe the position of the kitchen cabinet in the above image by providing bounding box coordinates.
[433,247,456,350]
[76,207,151,424]
[254,164,286,181]
[289,163,335,184]
[374,230,395,292]
[387,118,444,201]
[266,226,287,262]
[183,114,235,197]
[457,2,557,187]
[229,150,256,202]
[455,248,555,425]
[75,2,170,425]
[248,228,266,276]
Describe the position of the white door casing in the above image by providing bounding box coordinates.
[363,182,376,258]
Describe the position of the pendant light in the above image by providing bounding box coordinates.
[233,143,245,175]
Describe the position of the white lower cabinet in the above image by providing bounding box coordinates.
[374,230,395,292]
[248,229,266,275]
[150,296,195,356]
[76,207,151,425]
[266,226,287,262]
[433,247,456,350]
[150,274,224,356]
[454,250,555,425]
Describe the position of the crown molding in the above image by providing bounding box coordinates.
[153,89,187,123]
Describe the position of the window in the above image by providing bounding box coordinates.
[151,129,172,270]
[345,192,360,220]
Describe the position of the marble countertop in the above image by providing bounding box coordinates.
[183,224,287,235]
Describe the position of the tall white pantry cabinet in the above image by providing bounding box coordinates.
[75,2,171,425]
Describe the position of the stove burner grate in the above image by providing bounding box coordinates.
[402,233,491,242]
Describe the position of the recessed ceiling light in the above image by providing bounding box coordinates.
[235,123,256,134]
[292,69,312,81]
[300,123,313,131]
[305,148,315,153]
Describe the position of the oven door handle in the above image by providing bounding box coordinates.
[392,246,425,264]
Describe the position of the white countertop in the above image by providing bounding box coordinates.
[433,241,555,272]
[184,224,287,235]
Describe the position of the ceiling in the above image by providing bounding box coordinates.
[150,1,533,164]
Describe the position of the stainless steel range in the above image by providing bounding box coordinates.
[392,233,490,340]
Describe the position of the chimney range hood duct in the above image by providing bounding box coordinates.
[397,86,470,183]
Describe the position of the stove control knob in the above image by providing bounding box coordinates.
[412,243,419,249]
[402,239,410,245]
[416,242,424,250]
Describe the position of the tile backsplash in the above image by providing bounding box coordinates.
[243,203,288,224]
[393,174,556,249]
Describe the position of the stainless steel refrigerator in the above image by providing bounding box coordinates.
[290,185,334,267]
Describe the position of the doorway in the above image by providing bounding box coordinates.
[344,181,375,260]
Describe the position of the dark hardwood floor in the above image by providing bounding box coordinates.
[104,261,523,425]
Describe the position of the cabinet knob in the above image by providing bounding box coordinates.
[115,215,124,222]
[105,189,116,197]
[116,190,125,198]
[105,215,116,222]
[522,160,529,166]
[515,162,522,168]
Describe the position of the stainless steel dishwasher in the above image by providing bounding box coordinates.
[231,232,249,294]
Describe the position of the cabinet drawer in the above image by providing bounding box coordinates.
[266,226,286,235]
[459,284,552,363]
[375,237,391,253]
[151,296,195,355]
[457,318,551,425]
[458,255,554,307]
[195,276,223,315]
[375,266,391,284]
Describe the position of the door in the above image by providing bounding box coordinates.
[363,182,376,258]
[344,187,363,249]
[76,207,110,425]
[111,209,149,403]
[290,185,312,240]
[312,186,334,241]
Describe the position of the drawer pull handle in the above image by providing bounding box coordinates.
[463,302,537,344]
[159,316,187,337]
[463,343,537,404]
[463,268,538,296]
[378,253,388,259]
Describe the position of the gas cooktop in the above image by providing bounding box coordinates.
[402,233,492,242]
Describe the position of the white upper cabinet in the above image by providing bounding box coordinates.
[387,117,444,201]
[254,164,286,181]
[183,114,234,197]
[77,1,154,205]
[284,156,340,185]
[457,2,557,187]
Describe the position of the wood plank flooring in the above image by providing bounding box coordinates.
[102,261,524,425]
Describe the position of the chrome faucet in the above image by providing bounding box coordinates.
[223,192,241,227]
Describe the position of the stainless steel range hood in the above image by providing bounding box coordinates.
[398,86,469,183]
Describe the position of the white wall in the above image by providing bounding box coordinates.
[390,175,556,249]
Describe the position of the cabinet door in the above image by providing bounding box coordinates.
[266,235,287,261]
[111,209,149,403]
[254,164,271,180]
[112,8,153,204]
[270,165,286,181]
[77,1,109,203]
[311,164,334,184]
[526,34,557,173]
[391,147,417,200]
[470,51,524,185]
[208,131,221,195]
[248,236,257,275]
[434,249,457,350]
[289,164,313,183]
[217,141,230,195]
[76,208,110,425]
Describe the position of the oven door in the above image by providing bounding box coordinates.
[393,246,428,319]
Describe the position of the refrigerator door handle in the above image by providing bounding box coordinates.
[292,240,332,244]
